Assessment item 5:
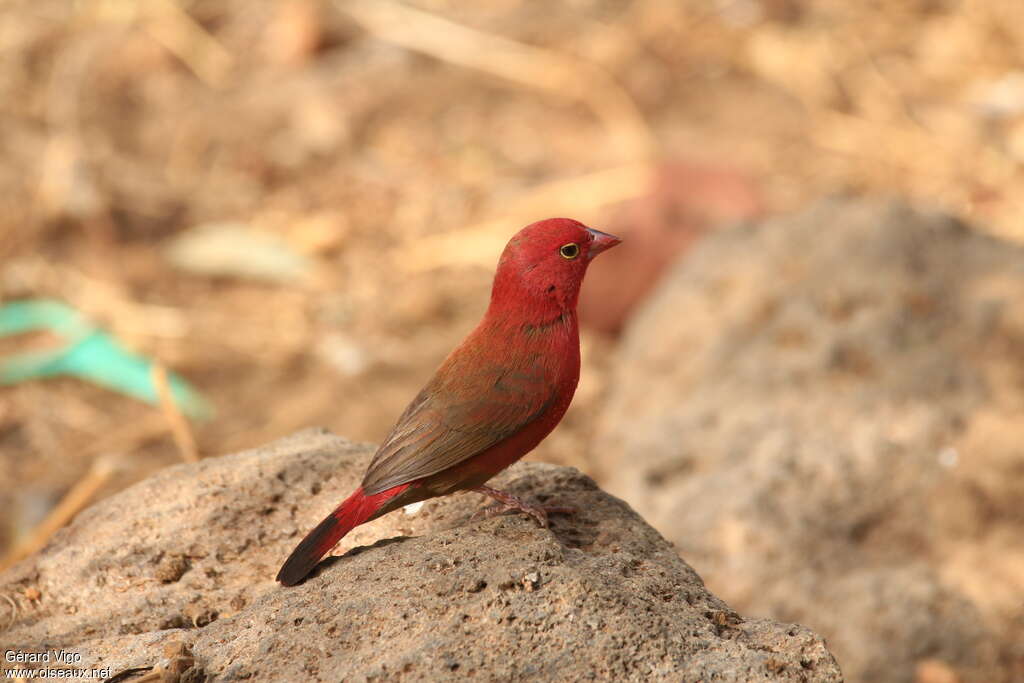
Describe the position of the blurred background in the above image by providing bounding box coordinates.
[1,0,1023,679]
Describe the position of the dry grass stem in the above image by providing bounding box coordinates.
[0,455,121,572]
[339,0,655,162]
[402,162,654,272]
[143,0,234,87]
[151,364,200,463]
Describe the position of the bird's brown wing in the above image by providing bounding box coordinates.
[360,351,554,495]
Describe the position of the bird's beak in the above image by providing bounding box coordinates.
[586,228,622,260]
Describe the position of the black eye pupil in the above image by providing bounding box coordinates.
[560,244,579,258]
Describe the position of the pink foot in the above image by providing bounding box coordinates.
[471,485,576,528]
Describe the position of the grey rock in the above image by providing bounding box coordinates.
[1,429,841,682]
[595,199,1024,682]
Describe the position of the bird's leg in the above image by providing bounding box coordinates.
[472,486,576,528]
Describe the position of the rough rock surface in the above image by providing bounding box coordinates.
[1,429,840,681]
[594,199,1024,682]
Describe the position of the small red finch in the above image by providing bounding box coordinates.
[277,218,621,585]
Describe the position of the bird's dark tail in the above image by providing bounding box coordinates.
[276,484,409,586]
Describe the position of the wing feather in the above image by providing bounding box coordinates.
[360,351,553,495]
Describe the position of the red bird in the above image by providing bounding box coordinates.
[277,218,621,585]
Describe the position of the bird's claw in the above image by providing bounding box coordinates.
[471,486,576,528]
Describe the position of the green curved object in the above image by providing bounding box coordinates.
[0,299,213,420]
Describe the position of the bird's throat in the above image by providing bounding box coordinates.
[519,310,573,338]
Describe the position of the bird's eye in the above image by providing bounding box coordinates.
[559,243,580,259]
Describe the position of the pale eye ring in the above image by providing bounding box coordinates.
[559,242,580,259]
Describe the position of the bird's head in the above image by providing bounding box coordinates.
[490,218,621,317]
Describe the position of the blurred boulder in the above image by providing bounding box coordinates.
[594,198,1024,682]
[1,429,840,682]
